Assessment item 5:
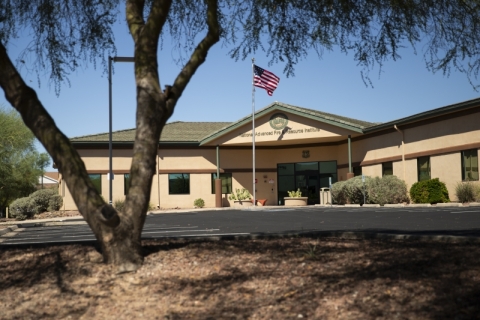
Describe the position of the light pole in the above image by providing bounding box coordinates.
[108,56,135,205]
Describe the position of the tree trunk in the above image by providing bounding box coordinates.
[0,41,145,272]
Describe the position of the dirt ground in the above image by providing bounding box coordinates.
[1,210,480,319]
[1,233,480,320]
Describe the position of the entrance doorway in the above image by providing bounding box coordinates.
[277,161,337,205]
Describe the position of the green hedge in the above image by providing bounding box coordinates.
[9,189,63,219]
[409,178,450,204]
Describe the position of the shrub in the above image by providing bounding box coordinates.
[343,176,370,204]
[367,175,409,205]
[194,198,205,208]
[228,188,251,201]
[410,178,450,204]
[331,181,347,205]
[9,197,36,220]
[455,181,480,203]
[48,194,63,212]
[287,189,302,197]
[30,189,58,213]
[114,199,126,212]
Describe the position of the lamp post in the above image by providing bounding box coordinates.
[108,56,135,205]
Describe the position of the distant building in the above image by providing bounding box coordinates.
[59,98,480,209]
[38,172,59,189]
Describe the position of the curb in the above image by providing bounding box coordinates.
[0,225,18,236]
[144,230,480,245]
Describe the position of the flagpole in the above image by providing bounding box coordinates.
[251,58,256,207]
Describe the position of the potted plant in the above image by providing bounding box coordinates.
[228,188,253,207]
[284,188,308,206]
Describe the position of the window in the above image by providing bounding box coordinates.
[168,173,190,194]
[417,156,430,181]
[382,162,393,176]
[124,173,131,195]
[319,161,337,187]
[462,149,479,181]
[88,174,102,194]
[353,166,362,177]
[211,173,232,194]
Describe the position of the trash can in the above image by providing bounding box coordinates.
[320,188,331,205]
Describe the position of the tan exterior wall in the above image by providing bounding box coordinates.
[59,107,480,210]
[362,164,382,177]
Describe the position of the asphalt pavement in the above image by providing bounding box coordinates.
[1,205,480,246]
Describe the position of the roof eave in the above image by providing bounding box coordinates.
[363,97,480,133]
[200,103,364,145]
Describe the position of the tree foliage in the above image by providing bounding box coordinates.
[0,107,50,214]
[1,0,479,271]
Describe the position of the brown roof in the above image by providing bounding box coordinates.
[44,172,59,180]
[70,121,232,143]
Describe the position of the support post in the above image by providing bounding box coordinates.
[108,57,113,204]
[215,145,222,207]
[347,135,354,179]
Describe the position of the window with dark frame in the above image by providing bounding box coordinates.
[382,162,393,176]
[168,173,190,194]
[353,166,362,177]
[462,149,479,181]
[211,173,232,194]
[88,174,102,194]
[124,173,131,195]
[417,156,431,181]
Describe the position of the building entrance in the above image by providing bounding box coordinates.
[277,161,337,205]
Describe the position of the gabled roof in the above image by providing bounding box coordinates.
[71,121,232,143]
[199,102,376,145]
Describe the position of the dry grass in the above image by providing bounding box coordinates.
[1,237,479,319]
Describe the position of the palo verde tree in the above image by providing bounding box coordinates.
[0,106,50,215]
[1,0,479,272]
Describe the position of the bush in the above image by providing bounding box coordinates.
[455,181,480,203]
[332,175,409,205]
[410,178,450,204]
[194,198,205,208]
[48,194,63,212]
[344,176,370,204]
[228,188,251,201]
[30,189,59,214]
[367,175,409,205]
[331,180,347,204]
[287,189,302,197]
[9,197,36,220]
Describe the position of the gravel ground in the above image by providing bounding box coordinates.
[1,236,480,320]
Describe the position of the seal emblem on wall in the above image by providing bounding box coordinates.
[269,113,288,130]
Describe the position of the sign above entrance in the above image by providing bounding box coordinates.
[269,113,288,130]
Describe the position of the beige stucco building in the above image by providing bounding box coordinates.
[59,98,480,210]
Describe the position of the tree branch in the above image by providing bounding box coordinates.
[0,41,119,229]
[167,0,221,113]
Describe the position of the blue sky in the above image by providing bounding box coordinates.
[1,18,479,158]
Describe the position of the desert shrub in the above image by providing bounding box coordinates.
[410,178,450,204]
[228,188,251,201]
[48,194,63,212]
[9,197,36,220]
[455,181,480,203]
[367,175,409,205]
[331,180,347,204]
[114,199,126,212]
[194,198,205,208]
[344,176,370,204]
[287,189,302,197]
[30,189,58,213]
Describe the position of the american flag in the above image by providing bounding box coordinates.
[254,65,280,96]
